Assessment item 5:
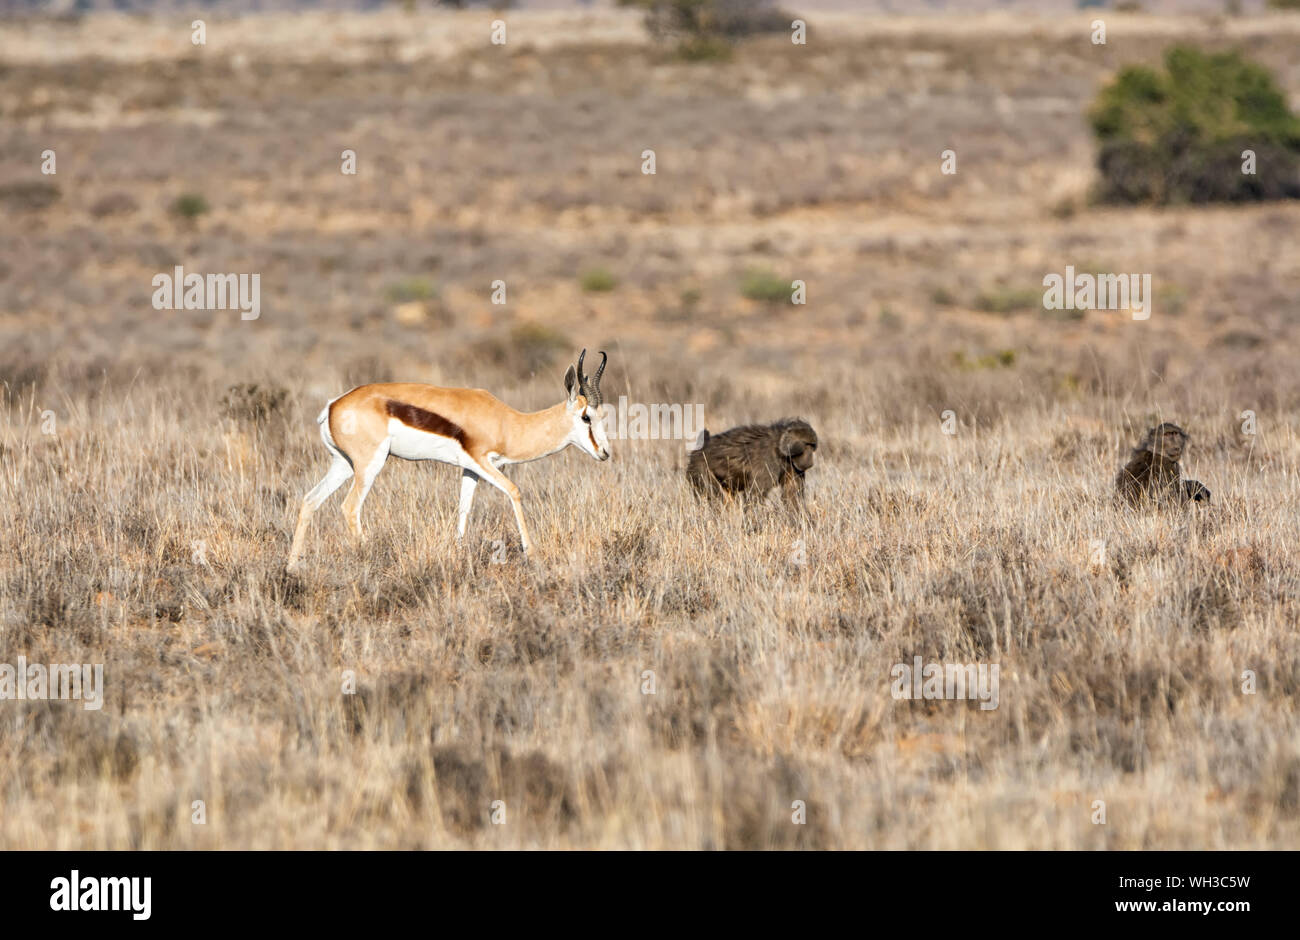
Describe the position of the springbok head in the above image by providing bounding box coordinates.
[564,349,610,461]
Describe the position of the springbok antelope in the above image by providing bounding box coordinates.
[286,350,610,571]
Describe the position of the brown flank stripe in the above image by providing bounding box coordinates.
[384,399,470,448]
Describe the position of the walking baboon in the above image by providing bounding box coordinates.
[1116,422,1210,506]
[686,418,818,506]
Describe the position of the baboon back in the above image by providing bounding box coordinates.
[687,418,817,501]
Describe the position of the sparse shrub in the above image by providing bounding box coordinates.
[385,277,437,303]
[579,267,618,292]
[740,267,791,303]
[675,34,734,62]
[90,192,139,218]
[511,321,570,364]
[221,383,288,423]
[0,181,60,211]
[952,349,1017,370]
[1050,196,1079,219]
[1089,46,1300,204]
[1156,283,1187,316]
[974,286,1040,315]
[172,192,210,220]
[1217,328,1265,349]
[471,321,572,376]
[619,0,795,60]
[1041,304,1087,322]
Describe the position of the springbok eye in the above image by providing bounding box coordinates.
[582,413,591,424]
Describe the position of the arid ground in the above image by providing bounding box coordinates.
[2,7,1299,848]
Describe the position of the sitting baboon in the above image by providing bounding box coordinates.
[1116,422,1210,506]
[686,418,818,506]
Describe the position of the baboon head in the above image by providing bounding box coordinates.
[777,420,818,473]
[1139,422,1188,461]
[563,349,610,462]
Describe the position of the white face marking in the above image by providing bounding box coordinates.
[572,403,611,461]
[386,419,476,469]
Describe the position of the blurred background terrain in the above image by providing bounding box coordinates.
[1,2,1299,848]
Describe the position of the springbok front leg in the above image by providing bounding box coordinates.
[456,468,479,542]
[470,455,532,557]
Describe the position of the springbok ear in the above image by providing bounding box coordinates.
[564,365,578,402]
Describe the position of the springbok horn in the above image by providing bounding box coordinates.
[589,351,607,409]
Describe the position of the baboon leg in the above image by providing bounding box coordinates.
[287,456,353,571]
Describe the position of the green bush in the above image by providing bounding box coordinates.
[740,268,791,303]
[1089,46,1300,204]
[172,193,209,220]
[580,268,618,293]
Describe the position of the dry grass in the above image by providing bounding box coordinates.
[2,8,1300,849]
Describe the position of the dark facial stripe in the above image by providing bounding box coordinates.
[588,425,599,451]
[384,399,469,448]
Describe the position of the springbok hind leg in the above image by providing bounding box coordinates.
[287,456,353,571]
[341,438,391,545]
[456,468,480,542]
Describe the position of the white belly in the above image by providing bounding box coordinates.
[387,419,476,468]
